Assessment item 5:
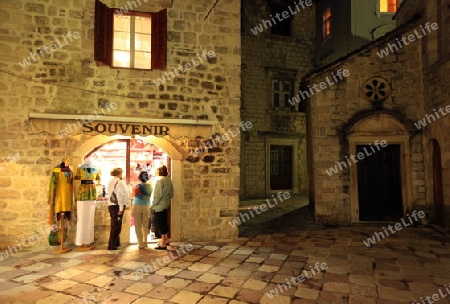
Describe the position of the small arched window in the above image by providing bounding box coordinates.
[322,7,332,40]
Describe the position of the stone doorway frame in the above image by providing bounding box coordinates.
[345,114,413,223]
[72,134,184,243]
[265,138,299,195]
[431,139,445,226]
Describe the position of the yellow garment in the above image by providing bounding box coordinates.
[54,169,73,213]
[48,167,75,225]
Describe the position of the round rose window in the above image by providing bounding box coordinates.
[362,77,391,103]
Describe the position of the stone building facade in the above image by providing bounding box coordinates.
[240,0,314,198]
[0,0,241,247]
[417,0,450,226]
[306,0,449,225]
[315,0,399,66]
[1,0,448,250]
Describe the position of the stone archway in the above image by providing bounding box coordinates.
[431,139,444,226]
[345,113,413,222]
[72,135,184,244]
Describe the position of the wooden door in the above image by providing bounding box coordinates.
[357,144,403,221]
[270,145,292,190]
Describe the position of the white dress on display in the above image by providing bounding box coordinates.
[74,163,101,247]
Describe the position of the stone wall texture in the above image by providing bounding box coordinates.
[240,0,314,198]
[0,0,241,246]
[307,28,425,224]
[421,0,450,226]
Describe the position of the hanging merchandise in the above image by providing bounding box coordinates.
[47,157,75,253]
[74,158,101,250]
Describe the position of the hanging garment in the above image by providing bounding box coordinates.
[75,166,101,201]
[74,166,101,245]
[48,164,75,225]
[75,200,96,246]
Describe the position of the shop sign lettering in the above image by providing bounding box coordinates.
[82,122,169,136]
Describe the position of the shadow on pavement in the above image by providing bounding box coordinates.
[238,194,324,237]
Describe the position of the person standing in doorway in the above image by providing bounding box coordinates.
[151,165,174,250]
[131,171,152,249]
[107,168,129,251]
[148,166,161,239]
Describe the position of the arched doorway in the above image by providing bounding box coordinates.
[346,113,413,222]
[84,138,171,245]
[72,135,183,245]
[432,139,444,226]
[85,139,171,186]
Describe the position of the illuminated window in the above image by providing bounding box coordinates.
[380,0,398,13]
[322,7,332,40]
[94,0,167,70]
[113,15,152,69]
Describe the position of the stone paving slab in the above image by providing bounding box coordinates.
[1,199,450,303]
[0,224,449,304]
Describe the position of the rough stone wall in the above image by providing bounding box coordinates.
[306,27,427,224]
[420,0,450,225]
[240,0,314,198]
[0,0,241,246]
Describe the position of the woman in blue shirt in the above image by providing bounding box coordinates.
[131,171,153,249]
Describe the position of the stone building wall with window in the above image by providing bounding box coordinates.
[240,0,315,198]
[0,0,241,246]
[306,0,444,225]
[306,35,426,224]
[412,0,450,227]
[315,0,400,67]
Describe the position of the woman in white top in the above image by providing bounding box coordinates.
[107,167,129,250]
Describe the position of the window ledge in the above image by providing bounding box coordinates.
[322,35,332,44]
[375,11,396,18]
[267,108,300,114]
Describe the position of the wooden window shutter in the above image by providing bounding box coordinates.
[94,0,113,66]
[151,9,167,70]
[388,0,397,12]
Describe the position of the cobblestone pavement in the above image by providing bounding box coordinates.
[1,195,450,303]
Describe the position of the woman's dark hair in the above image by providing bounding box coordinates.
[138,171,149,182]
[158,165,169,176]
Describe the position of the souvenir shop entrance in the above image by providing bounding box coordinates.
[72,135,183,246]
[29,114,215,243]
[84,138,171,245]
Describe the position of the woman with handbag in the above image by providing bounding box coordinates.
[107,168,129,250]
[150,165,174,250]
